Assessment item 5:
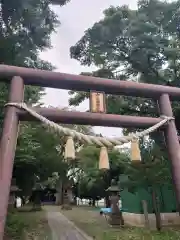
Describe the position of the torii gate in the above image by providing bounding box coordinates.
[0,64,180,238]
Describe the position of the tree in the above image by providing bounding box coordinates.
[121,139,171,189]
[52,124,94,206]
[67,2,180,219]
[0,0,71,195]
[68,0,180,192]
[120,138,172,230]
[13,123,64,196]
[0,0,59,123]
[69,0,180,131]
[74,145,129,206]
[0,0,71,114]
[13,118,94,198]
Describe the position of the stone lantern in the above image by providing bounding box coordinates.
[106,179,124,226]
[31,183,43,210]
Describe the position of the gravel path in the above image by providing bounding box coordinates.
[44,206,93,240]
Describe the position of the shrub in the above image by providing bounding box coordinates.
[5,211,27,239]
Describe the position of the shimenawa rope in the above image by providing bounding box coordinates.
[5,102,174,148]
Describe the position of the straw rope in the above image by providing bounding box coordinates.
[5,102,174,148]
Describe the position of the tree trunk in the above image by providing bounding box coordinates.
[55,180,63,205]
[105,195,110,207]
[67,189,73,204]
[152,188,161,231]
[61,189,72,210]
[92,199,96,206]
[120,210,125,226]
[142,200,150,229]
[32,192,41,211]
[73,196,77,205]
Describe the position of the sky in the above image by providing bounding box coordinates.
[41,0,137,138]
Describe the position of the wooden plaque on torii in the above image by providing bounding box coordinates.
[90,91,106,113]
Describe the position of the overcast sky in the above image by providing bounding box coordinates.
[41,0,137,137]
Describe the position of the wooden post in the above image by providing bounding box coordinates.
[152,189,161,231]
[142,200,150,229]
[0,76,24,239]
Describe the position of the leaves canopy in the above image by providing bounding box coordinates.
[68,0,177,190]
[74,145,129,200]
[0,0,71,194]
[69,0,180,131]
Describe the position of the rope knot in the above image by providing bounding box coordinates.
[5,102,25,109]
[160,115,175,122]
[130,133,139,141]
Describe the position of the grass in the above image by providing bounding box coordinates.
[5,205,51,240]
[60,206,180,240]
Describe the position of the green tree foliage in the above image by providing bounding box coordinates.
[0,0,70,194]
[68,0,178,190]
[69,0,180,131]
[74,145,129,203]
[121,139,172,190]
[0,0,58,65]
[14,124,63,196]
[0,0,59,119]
[14,120,94,196]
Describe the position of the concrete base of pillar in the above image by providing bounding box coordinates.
[123,212,180,228]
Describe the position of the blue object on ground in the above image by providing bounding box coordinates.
[100,207,127,213]
[100,208,111,213]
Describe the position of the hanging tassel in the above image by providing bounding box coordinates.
[99,146,110,170]
[131,138,141,162]
[64,136,75,160]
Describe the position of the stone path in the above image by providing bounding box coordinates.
[44,206,93,240]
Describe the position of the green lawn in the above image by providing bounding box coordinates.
[60,206,180,240]
[5,206,51,240]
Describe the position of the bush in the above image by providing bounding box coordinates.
[5,211,27,239]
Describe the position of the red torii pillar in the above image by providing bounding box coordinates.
[158,94,180,213]
[0,77,24,238]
